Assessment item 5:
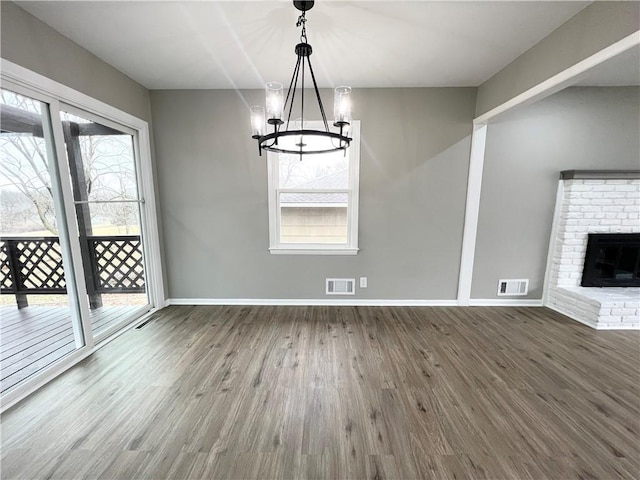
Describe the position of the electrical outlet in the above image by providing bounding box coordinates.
[360,277,367,288]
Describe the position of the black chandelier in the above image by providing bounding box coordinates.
[250,0,352,157]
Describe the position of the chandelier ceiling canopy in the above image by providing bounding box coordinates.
[250,0,352,158]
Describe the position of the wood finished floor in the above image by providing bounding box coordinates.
[1,305,638,480]
[0,305,142,393]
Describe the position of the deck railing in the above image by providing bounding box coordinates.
[0,236,145,308]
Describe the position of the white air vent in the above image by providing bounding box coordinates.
[497,279,529,296]
[326,278,355,295]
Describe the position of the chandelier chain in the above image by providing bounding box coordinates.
[297,11,308,42]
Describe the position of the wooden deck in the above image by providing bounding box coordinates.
[0,304,142,393]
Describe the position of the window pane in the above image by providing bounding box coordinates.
[1,89,85,393]
[60,111,139,201]
[278,150,348,189]
[280,192,348,244]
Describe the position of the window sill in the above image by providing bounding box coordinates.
[269,247,359,256]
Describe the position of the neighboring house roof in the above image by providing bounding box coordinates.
[281,169,348,205]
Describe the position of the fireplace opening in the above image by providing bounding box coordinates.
[581,233,640,287]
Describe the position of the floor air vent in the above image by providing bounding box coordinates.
[497,279,529,296]
[326,278,355,295]
[135,316,157,329]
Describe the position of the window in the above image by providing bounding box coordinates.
[267,121,360,255]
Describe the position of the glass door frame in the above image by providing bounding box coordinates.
[0,60,165,411]
[59,103,153,342]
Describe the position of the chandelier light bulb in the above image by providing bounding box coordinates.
[265,82,284,121]
[250,106,266,138]
[333,86,352,125]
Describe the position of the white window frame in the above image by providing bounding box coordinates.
[267,120,360,255]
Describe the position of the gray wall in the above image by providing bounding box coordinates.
[1,2,169,299]
[151,88,476,300]
[476,2,640,116]
[472,87,640,300]
[1,1,151,122]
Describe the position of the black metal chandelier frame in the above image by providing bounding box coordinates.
[252,0,352,156]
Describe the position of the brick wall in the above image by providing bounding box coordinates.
[547,178,640,329]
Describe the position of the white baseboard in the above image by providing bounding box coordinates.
[167,298,459,307]
[166,298,553,307]
[468,299,544,307]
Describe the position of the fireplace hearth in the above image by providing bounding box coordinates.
[546,171,639,329]
[581,233,640,287]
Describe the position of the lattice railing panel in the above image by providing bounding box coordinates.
[1,236,146,297]
[89,236,145,293]
[0,242,13,290]
[16,239,67,291]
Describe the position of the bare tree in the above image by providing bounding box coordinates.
[1,91,138,235]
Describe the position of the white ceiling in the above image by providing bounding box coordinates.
[17,1,591,90]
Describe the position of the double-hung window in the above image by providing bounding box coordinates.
[267,121,360,255]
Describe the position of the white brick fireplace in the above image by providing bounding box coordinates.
[545,171,640,330]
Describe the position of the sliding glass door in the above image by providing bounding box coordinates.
[58,107,150,338]
[0,89,85,393]
[0,85,155,396]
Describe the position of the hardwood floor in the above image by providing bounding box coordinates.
[1,305,638,479]
[0,305,144,393]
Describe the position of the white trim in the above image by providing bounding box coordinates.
[60,102,137,136]
[1,59,165,309]
[136,122,166,309]
[468,299,543,307]
[281,203,347,208]
[267,148,278,248]
[167,298,459,307]
[48,98,95,349]
[169,298,549,307]
[542,180,565,306]
[475,31,640,124]
[0,306,162,413]
[279,188,350,194]
[457,123,487,306]
[269,247,358,255]
[2,60,146,131]
[349,121,361,250]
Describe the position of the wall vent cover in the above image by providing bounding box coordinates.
[326,278,355,295]
[497,279,529,296]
